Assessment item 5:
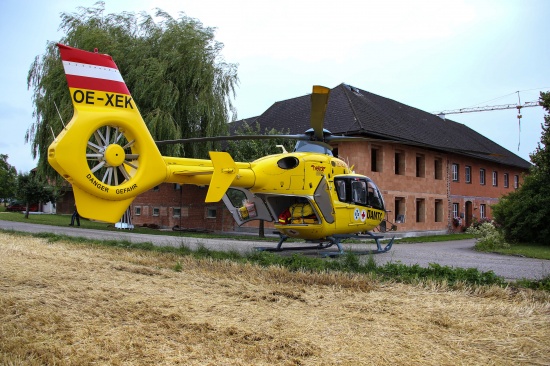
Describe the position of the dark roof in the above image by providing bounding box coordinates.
[242,83,531,169]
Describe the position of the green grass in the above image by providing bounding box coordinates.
[4,229,549,291]
[488,242,550,260]
[393,233,476,243]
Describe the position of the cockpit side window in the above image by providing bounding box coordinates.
[351,180,367,205]
[336,179,347,201]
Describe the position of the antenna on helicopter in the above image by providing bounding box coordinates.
[54,101,66,129]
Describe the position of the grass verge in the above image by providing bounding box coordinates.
[5,229,548,291]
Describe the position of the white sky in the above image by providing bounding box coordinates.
[1,0,548,173]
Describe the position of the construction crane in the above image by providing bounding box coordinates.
[434,101,539,119]
[434,96,541,150]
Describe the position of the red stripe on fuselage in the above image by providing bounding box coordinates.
[66,75,130,95]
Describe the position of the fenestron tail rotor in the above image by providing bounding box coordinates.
[86,125,140,186]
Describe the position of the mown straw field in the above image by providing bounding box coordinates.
[1,232,549,365]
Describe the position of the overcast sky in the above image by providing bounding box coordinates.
[1,0,548,173]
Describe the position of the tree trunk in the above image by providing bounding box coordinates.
[259,220,265,238]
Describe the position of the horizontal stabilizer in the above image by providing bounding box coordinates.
[205,152,238,202]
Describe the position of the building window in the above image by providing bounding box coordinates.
[514,175,519,189]
[452,202,459,219]
[416,198,425,222]
[134,206,141,216]
[395,197,405,223]
[174,183,181,190]
[152,207,160,216]
[371,147,381,172]
[395,151,405,175]
[503,173,509,188]
[492,171,498,187]
[435,199,443,222]
[416,154,425,178]
[206,207,217,218]
[173,207,181,217]
[465,165,471,183]
[434,158,443,180]
[480,169,486,185]
[480,204,486,218]
[153,185,160,192]
[452,163,459,182]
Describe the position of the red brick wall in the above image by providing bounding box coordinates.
[448,155,526,229]
[336,141,528,232]
[130,184,235,232]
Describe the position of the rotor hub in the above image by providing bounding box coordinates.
[104,144,125,167]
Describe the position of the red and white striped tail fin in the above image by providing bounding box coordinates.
[48,45,166,223]
[58,44,130,95]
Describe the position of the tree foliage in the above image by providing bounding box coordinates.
[492,92,550,245]
[27,1,238,179]
[226,120,295,162]
[16,172,57,219]
[0,154,17,204]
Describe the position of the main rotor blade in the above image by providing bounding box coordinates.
[310,86,330,140]
[155,134,308,146]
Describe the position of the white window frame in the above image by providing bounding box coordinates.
[452,164,459,182]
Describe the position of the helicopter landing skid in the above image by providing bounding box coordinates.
[255,231,394,256]
[254,234,336,253]
[321,232,395,257]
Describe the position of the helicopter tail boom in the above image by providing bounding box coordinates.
[49,45,169,222]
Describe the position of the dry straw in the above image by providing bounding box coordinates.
[1,233,549,365]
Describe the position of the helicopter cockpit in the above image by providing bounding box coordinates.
[334,176,385,211]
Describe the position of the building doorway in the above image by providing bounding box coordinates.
[465,201,473,228]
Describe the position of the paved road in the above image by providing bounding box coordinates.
[1,219,548,281]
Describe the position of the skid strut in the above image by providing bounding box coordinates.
[255,231,394,256]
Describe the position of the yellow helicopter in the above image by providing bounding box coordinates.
[48,44,395,255]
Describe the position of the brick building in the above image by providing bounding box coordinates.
[130,84,531,234]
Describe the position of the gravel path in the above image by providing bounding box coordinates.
[1,219,548,281]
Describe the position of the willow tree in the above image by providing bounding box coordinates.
[27,2,238,178]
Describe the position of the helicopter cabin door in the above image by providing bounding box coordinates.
[222,188,274,226]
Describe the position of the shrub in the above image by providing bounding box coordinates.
[466,222,510,251]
